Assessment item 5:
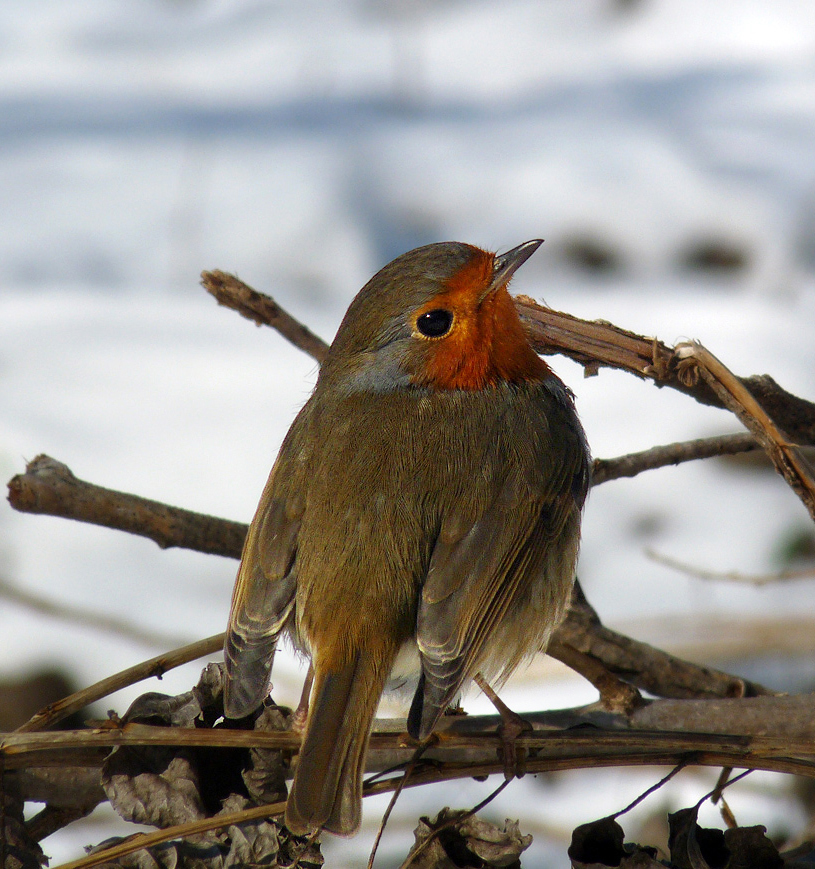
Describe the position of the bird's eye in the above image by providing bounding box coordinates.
[415,309,453,338]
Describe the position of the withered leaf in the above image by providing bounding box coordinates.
[407,808,531,868]
[1,793,46,869]
[569,816,664,869]
[668,806,728,869]
[722,825,782,869]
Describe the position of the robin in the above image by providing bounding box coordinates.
[224,240,590,836]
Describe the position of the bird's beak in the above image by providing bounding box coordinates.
[481,239,543,302]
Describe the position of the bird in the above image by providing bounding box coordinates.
[223,239,590,837]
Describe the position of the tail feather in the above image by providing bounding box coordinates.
[286,652,390,837]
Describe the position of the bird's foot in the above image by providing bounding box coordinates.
[474,672,532,779]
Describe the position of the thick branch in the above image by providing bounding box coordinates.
[555,584,772,699]
[6,714,815,777]
[7,455,246,557]
[201,271,815,444]
[517,297,815,444]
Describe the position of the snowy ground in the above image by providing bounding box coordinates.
[3,1,815,865]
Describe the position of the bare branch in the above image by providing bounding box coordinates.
[547,639,645,715]
[52,798,288,869]
[517,297,815,444]
[555,585,772,699]
[5,435,771,569]
[14,695,815,770]
[591,432,760,485]
[9,714,815,779]
[7,454,247,557]
[201,269,329,363]
[674,341,815,521]
[15,634,224,733]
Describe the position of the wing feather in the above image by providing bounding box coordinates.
[410,386,587,740]
[223,408,311,718]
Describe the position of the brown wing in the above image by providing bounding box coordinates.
[408,383,588,740]
[223,407,311,719]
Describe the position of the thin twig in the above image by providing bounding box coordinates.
[15,634,224,733]
[646,548,815,586]
[591,432,760,485]
[366,745,427,869]
[696,768,752,810]
[0,576,189,650]
[400,779,513,869]
[201,270,329,363]
[51,799,287,869]
[612,761,687,818]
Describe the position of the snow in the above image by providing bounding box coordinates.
[2,0,815,864]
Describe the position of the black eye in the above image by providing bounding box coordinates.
[416,309,453,338]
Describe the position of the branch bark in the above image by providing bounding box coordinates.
[200,270,815,446]
[15,634,224,733]
[517,297,815,445]
[7,455,246,558]
[673,341,815,521]
[591,432,760,485]
[201,270,329,363]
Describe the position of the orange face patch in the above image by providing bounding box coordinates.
[412,248,550,390]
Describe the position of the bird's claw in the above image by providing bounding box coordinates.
[497,709,533,779]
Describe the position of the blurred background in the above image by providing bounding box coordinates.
[2,0,815,864]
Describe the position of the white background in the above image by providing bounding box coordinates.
[2,1,815,865]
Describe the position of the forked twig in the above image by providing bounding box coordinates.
[675,341,815,521]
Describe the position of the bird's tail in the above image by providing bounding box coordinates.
[286,650,392,837]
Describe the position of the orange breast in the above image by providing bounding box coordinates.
[415,250,550,391]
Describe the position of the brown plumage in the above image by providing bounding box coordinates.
[224,240,590,836]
